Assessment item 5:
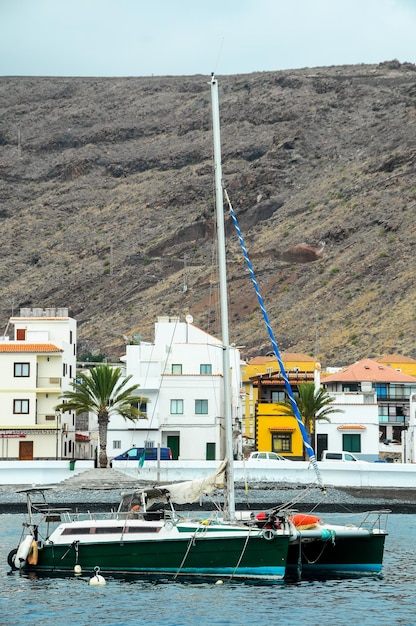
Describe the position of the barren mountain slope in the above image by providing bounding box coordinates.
[0,61,415,365]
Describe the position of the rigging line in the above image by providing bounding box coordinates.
[230,527,252,580]
[272,483,326,513]
[212,37,225,83]
[139,316,180,446]
[223,188,325,491]
[206,240,218,338]
[173,526,208,580]
[127,337,158,447]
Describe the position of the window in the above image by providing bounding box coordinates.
[171,364,182,374]
[378,405,388,422]
[170,399,184,414]
[389,385,406,399]
[14,363,30,377]
[200,364,212,375]
[342,433,361,453]
[375,383,387,399]
[272,390,286,403]
[14,399,29,414]
[195,399,208,414]
[272,432,292,453]
[132,400,148,416]
[113,440,121,449]
[342,384,359,392]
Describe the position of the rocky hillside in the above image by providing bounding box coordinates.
[0,60,415,366]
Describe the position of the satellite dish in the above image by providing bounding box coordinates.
[185,314,193,324]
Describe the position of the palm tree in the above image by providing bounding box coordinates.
[278,382,343,458]
[55,364,147,468]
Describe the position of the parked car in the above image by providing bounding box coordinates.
[247,451,288,461]
[110,447,172,467]
[321,450,361,462]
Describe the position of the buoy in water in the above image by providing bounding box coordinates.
[89,566,106,586]
[215,580,224,585]
[74,564,82,575]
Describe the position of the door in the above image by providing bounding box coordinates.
[167,435,180,460]
[19,441,33,460]
[316,434,328,462]
[206,442,216,460]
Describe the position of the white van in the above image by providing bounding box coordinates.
[321,450,360,462]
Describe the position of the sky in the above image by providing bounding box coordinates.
[1,0,416,77]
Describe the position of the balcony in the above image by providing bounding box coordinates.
[36,377,62,390]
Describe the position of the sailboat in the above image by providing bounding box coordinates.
[221,97,389,580]
[6,75,292,583]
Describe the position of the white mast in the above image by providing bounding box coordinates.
[210,74,235,521]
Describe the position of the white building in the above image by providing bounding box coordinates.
[109,316,244,461]
[315,390,380,461]
[321,358,416,461]
[0,308,78,460]
[404,393,416,463]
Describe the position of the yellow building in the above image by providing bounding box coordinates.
[375,354,416,378]
[241,353,317,457]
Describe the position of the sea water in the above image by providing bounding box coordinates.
[1,513,415,626]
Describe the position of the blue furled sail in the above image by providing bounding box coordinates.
[224,189,325,490]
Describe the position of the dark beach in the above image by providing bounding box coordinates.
[0,468,415,514]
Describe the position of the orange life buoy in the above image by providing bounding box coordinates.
[27,540,38,566]
[290,513,321,530]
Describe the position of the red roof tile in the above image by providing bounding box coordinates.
[0,343,62,353]
[376,354,416,365]
[323,358,416,383]
[247,353,316,364]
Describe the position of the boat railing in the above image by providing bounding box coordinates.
[359,509,391,531]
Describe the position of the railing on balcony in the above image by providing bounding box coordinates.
[36,376,62,388]
[36,413,58,425]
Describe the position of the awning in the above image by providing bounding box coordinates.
[337,424,367,430]
[75,432,90,441]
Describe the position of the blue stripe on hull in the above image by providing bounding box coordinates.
[286,563,383,576]
[144,566,286,580]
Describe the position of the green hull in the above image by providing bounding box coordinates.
[29,534,290,581]
[286,532,386,579]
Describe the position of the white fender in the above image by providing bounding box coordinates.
[14,535,33,569]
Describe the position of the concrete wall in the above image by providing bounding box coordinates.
[113,459,416,488]
[2,458,416,488]
[0,460,94,484]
